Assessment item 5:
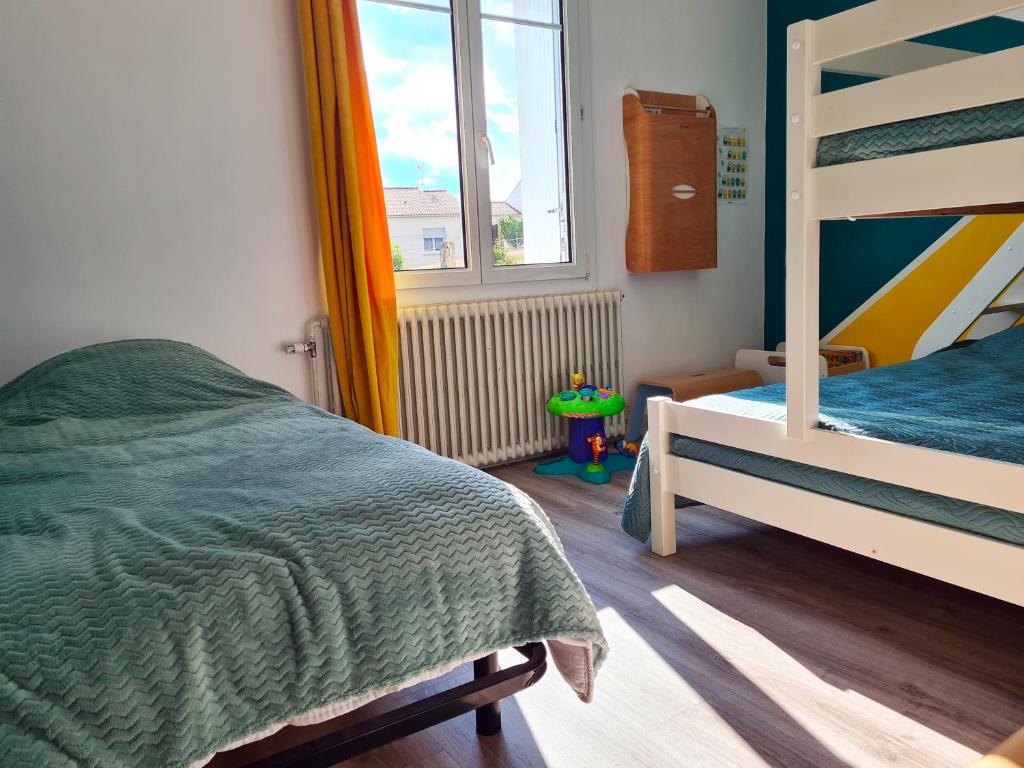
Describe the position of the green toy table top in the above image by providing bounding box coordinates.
[546,384,626,419]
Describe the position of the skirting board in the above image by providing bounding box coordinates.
[661,455,1024,607]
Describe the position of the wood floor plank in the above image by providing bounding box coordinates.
[212,462,1024,767]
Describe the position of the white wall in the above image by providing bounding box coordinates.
[0,0,322,398]
[401,0,767,394]
[590,0,767,390]
[0,0,765,403]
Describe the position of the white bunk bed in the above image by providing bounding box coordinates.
[647,0,1024,606]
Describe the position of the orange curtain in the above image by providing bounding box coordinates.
[297,0,399,436]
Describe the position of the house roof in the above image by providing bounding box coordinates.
[384,187,460,217]
[384,186,520,218]
[490,201,520,219]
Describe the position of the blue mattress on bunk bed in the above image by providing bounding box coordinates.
[622,326,1024,546]
[815,97,1024,166]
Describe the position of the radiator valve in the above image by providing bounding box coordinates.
[284,340,317,358]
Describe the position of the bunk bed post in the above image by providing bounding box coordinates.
[648,396,677,556]
[784,20,821,440]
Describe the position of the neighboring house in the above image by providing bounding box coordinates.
[505,181,522,215]
[490,201,522,246]
[384,187,463,270]
[384,186,521,270]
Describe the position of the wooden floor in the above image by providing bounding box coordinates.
[213,462,1024,768]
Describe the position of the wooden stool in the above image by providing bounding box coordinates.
[623,368,763,446]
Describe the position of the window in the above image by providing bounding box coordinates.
[423,227,446,252]
[358,0,591,288]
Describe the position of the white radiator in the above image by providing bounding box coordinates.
[398,291,625,467]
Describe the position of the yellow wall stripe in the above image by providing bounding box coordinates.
[830,215,1024,366]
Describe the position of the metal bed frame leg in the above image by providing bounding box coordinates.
[473,652,501,735]
[241,643,546,768]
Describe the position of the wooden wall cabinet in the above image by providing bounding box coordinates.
[624,89,717,272]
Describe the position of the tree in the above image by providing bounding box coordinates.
[492,241,514,266]
[498,215,523,247]
[391,242,405,271]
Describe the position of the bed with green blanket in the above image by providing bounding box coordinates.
[0,340,607,768]
[623,326,1024,547]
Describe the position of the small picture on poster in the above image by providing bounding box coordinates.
[717,127,748,204]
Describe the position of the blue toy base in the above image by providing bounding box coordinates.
[533,452,636,485]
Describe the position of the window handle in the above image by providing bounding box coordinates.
[477,134,495,166]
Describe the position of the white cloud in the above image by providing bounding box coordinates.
[483,0,514,14]
[488,19,516,47]
[370,59,456,116]
[366,52,462,178]
[378,111,459,176]
[483,63,519,136]
[489,158,521,201]
[488,110,519,135]
[362,39,404,76]
[361,9,523,199]
[484,65,514,108]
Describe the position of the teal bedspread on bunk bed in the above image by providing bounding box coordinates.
[815,97,1024,166]
[0,340,607,768]
[623,326,1024,546]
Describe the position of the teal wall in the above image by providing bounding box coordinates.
[763,2,1024,348]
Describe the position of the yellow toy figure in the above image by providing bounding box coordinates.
[571,372,586,390]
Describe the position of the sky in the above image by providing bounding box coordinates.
[357,0,534,203]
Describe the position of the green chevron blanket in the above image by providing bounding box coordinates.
[0,340,606,768]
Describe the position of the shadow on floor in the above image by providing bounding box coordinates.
[615,601,854,768]
[504,464,1022,760]
[612,505,1024,756]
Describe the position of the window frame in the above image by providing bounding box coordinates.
[366,0,593,290]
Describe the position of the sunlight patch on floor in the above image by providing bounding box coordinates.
[497,606,762,768]
[651,585,981,768]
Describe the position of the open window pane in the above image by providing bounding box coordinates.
[480,0,560,25]
[358,0,468,271]
[481,15,570,267]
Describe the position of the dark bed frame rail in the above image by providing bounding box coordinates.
[243,643,547,768]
